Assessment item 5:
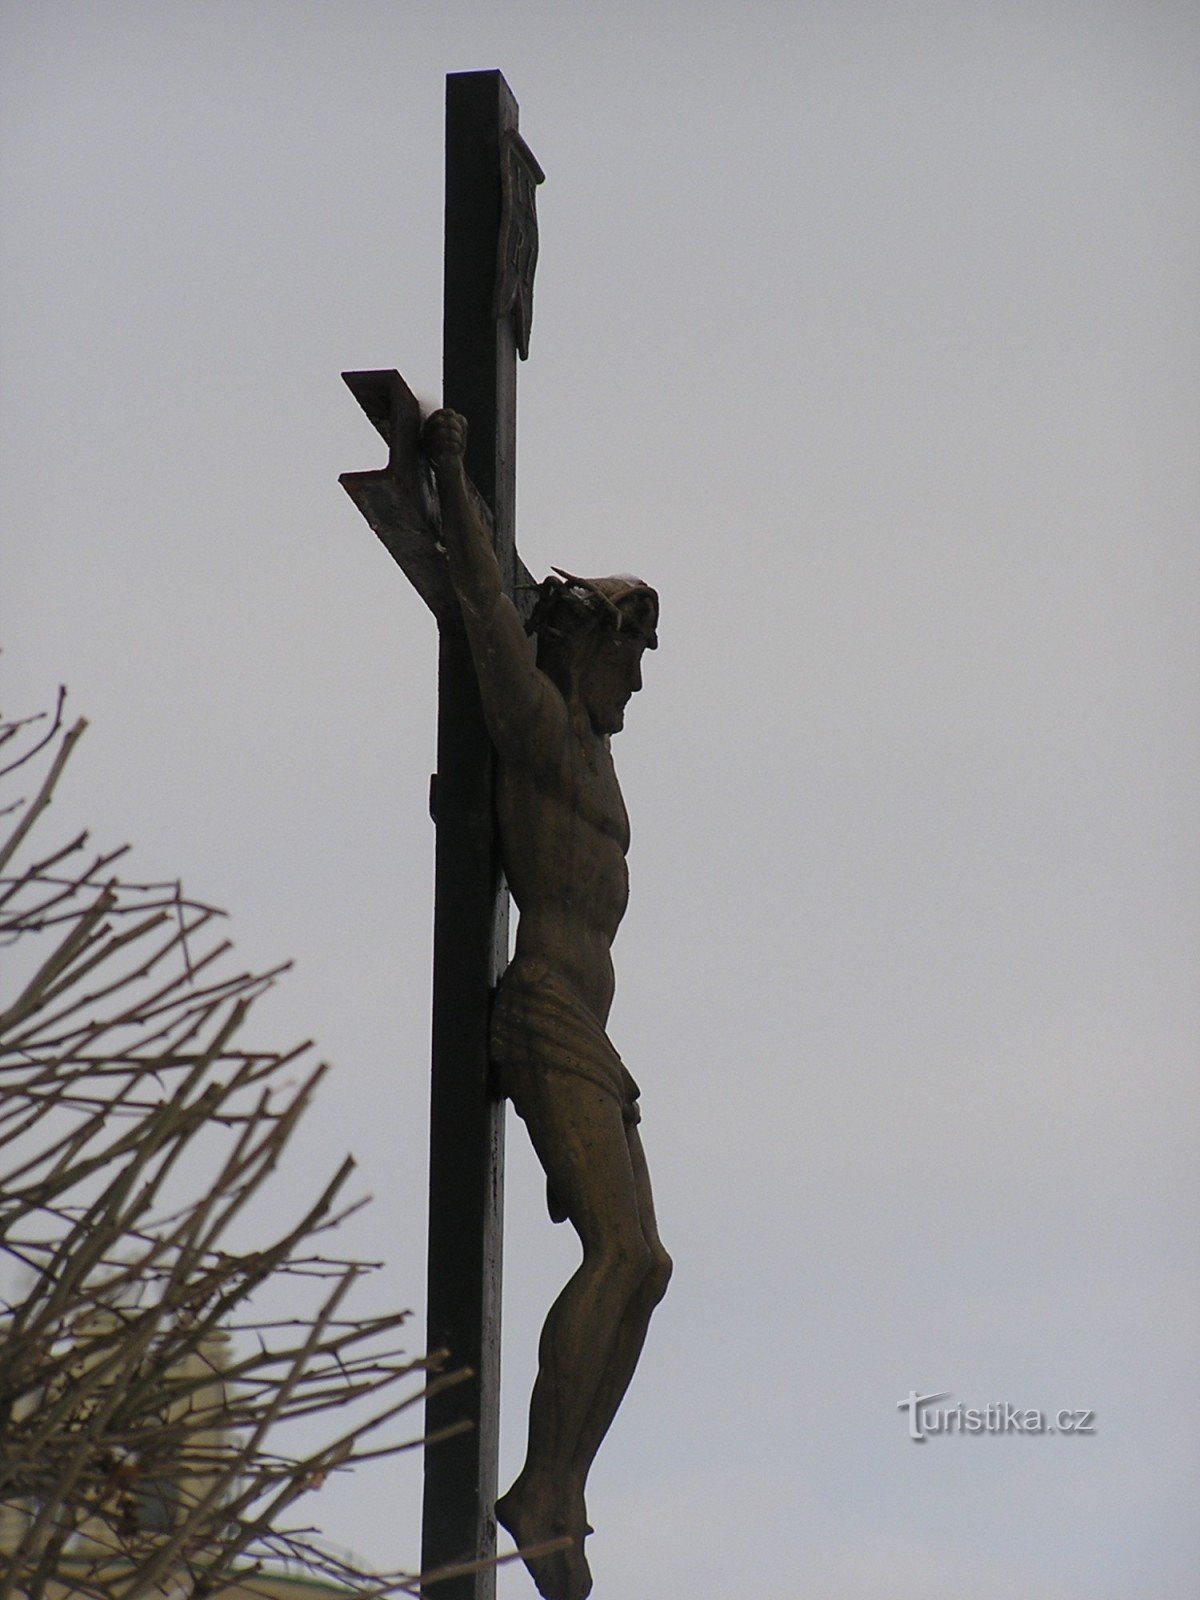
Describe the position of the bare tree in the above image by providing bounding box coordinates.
[0,693,462,1599]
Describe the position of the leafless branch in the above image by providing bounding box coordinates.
[0,698,442,1599]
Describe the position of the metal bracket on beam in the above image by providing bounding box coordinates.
[340,368,537,626]
[339,369,455,622]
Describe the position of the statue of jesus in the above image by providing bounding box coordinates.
[423,408,672,1600]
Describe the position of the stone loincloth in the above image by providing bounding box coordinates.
[490,955,642,1129]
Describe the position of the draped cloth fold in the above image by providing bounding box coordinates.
[490,955,642,1129]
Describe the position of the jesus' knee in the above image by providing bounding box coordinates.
[645,1241,672,1307]
[590,1233,655,1304]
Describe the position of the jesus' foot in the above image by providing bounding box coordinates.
[496,1477,592,1600]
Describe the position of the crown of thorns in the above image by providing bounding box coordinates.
[524,568,659,648]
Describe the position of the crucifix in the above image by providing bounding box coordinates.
[340,71,670,1600]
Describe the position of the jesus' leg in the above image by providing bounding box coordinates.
[563,1123,671,1500]
[496,1080,652,1600]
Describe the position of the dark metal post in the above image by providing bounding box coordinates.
[421,70,519,1600]
[338,66,541,1599]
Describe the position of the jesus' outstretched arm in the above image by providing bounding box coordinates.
[422,408,563,763]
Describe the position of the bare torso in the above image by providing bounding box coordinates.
[498,723,630,1025]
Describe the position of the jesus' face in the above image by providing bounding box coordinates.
[578,632,647,735]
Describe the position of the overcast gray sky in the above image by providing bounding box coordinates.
[2,3,1197,1596]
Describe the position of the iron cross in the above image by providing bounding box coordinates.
[339,69,543,1600]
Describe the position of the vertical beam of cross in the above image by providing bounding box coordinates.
[339,68,542,1600]
[422,70,518,1600]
